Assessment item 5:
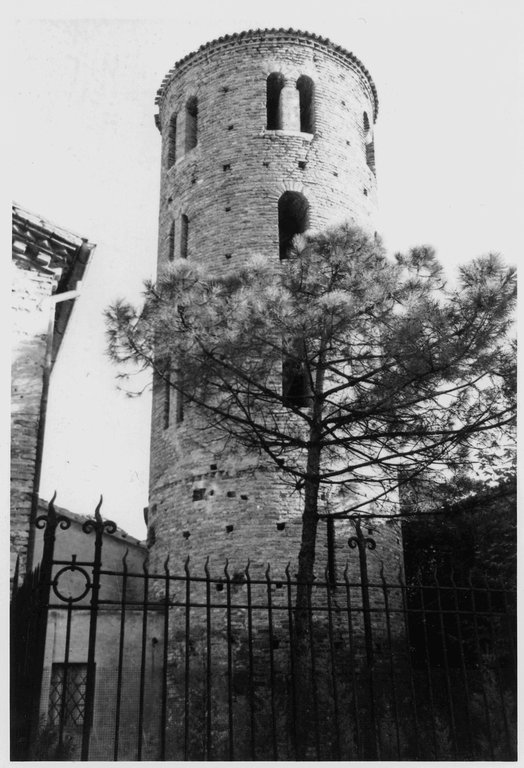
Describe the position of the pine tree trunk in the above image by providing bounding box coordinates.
[293,438,321,758]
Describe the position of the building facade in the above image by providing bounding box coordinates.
[11,204,95,579]
[148,29,401,581]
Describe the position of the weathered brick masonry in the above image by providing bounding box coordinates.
[11,205,94,578]
[149,29,402,582]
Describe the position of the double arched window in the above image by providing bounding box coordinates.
[266,74,315,133]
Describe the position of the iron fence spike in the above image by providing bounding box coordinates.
[94,495,104,522]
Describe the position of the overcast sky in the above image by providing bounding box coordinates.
[9,0,522,539]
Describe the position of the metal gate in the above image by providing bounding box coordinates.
[11,500,517,760]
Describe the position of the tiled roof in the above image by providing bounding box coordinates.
[155,28,378,119]
[12,202,93,281]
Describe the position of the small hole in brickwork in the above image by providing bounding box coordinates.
[277,458,285,467]
[276,522,286,531]
[226,524,234,533]
[167,197,173,204]
[240,494,248,500]
[227,491,236,497]
[208,490,214,496]
[298,161,306,170]
[191,176,197,185]
[263,161,270,168]
[223,164,231,171]
[346,140,351,146]
[183,530,190,539]
[333,171,338,177]
[275,582,283,589]
[363,188,368,196]
[341,100,346,106]
[225,206,231,212]
[228,124,234,130]
[222,86,229,93]
[210,463,217,470]
[192,488,205,501]
[225,253,232,260]
[216,580,224,591]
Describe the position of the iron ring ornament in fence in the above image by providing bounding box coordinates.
[52,560,92,604]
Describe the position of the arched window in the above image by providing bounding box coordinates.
[278,192,309,259]
[180,214,189,259]
[283,338,311,408]
[167,113,177,168]
[168,220,175,261]
[266,73,285,130]
[296,75,315,133]
[185,97,198,151]
[363,111,375,173]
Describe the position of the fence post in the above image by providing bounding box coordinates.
[80,496,116,761]
[348,516,375,666]
[348,516,380,759]
[25,493,71,756]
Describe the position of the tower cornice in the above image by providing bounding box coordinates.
[154,28,378,123]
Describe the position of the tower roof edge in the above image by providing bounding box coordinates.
[154,28,379,122]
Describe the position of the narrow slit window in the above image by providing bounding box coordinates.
[163,368,171,429]
[167,113,177,168]
[168,220,175,261]
[180,214,189,259]
[363,111,376,173]
[296,75,315,133]
[185,97,198,151]
[266,73,285,130]
[278,192,309,259]
[176,369,184,424]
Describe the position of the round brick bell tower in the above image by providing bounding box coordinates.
[148,29,401,578]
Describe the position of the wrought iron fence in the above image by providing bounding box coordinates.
[11,500,516,761]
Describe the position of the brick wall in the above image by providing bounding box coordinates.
[148,31,399,581]
[11,262,56,577]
